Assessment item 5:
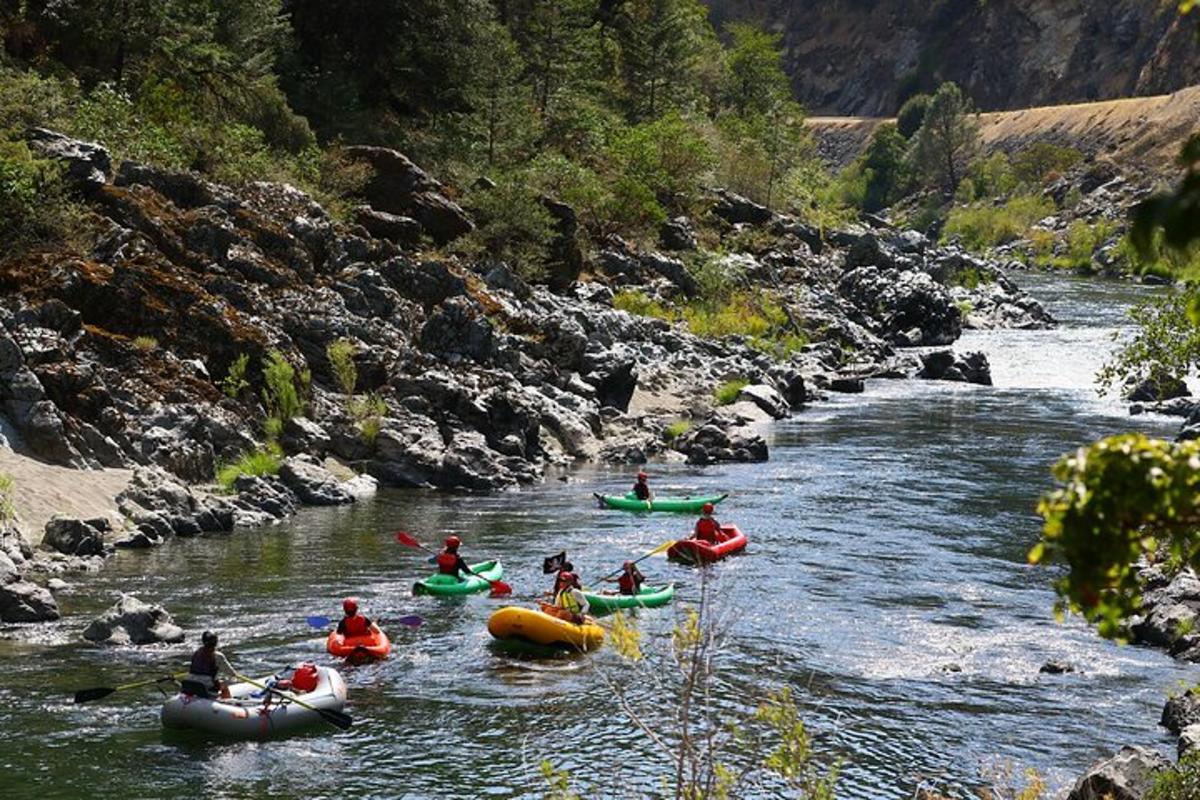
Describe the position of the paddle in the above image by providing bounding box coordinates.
[594,540,676,584]
[306,615,424,629]
[73,672,188,704]
[394,531,513,597]
[234,672,352,731]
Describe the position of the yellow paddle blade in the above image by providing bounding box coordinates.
[649,540,675,555]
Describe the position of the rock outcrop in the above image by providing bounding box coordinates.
[1065,746,1170,800]
[82,594,184,645]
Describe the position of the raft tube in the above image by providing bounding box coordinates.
[594,492,728,513]
[160,666,347,739]
[487,606,605,652]
[582,584,675,616]
[326,625,391,663]
[412,560,503,596]
[668,524,747,564]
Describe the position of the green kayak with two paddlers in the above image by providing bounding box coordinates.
[581,584,675,615]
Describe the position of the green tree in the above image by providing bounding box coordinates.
[613,0,710,120]
[910,82,979,196]
[896,93,930,139]
[469,19,538,165]
[859,123,909,211]
[504,0,601,120]
[720,22,790,118]
[605,110,715,208]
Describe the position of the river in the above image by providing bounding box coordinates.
[0,272,1193,800]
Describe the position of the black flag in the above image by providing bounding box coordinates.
[543,551,567,574]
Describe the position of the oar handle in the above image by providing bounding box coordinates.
[234,673,330,716]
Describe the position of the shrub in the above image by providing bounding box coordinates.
[1146,754,1200,800]
[663,420,692,441]
[326,338,358,397]
[0,142,82,254]
[220,353,251,400]
[1012,142,1083,186]
[0,473,14,522]
[941,194,1055,251]
[714,378,749,406]
[896,93,931,139]
[262,350,307,436]
[463,177,556,281]
[350,393,388,444]
[131,335,158,351]
[612,290,674,320]
[1118,228,1200,281]
[949,266,991,289]
[215,446,282,492]
[968,151,1018,199]
[1051,219,1116,272]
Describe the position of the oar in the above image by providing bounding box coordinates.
[73,672,188,704]
[594,540,676,584]
[233,672,352,731]
[394,531,513,597]
[306,615,424,629]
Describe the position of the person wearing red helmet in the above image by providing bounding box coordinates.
[553,570,590,624]
[336,597,373,637]
[693,502,722,543]
[617,560,645,596]
[436,535,481,581]
[632,471,653,501]
[550,560,576,597]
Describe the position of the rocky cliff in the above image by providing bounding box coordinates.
[704,0,1200,115]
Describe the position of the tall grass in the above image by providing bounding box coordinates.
[713,379,748,406]
[215,446,283,492]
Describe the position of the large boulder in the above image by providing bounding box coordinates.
[660,216,698,251]
[82,594,184,645]
[673,416,769,464]
[0,579,60,622]
[838,266,962,347]
[640,253,699,296]
[543,197,584,290]
[713,190,771,225]
[26,128,112,191]
[278,456,354,506]
[738,384,790,419]
[1126,370,1190,403]
[917,350,993,386]
[420,297,496,362]
[1163,690,1200,735]
[43,516,107,557]
[1066,746,1170,800]
[352,206,423,246]
[342,146,473,244]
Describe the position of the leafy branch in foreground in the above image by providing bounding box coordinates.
[1031,434,1200,638]
[1095,290,1200,396]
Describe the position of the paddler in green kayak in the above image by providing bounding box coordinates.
[617,561,645,595]
[436,536,485,582]
[632,471,653,501]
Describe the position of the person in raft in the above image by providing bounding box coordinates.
[437,535,482,582]
[184,630,236,699]
[693,502,722,543]
[337,597,374,637]
[617,560,645,596]
[632,471,653,501]
[554,570,591,624]
[549,560,577,596]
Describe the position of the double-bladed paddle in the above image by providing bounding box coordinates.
[306,615,424,629]
[595,540,676,584]
[394,531,513,597]
[73,672,187,704]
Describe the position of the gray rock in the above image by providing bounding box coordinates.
[43,516,107,557]
[342,145,474,244]
[82,594,184,645]
[352,206,423,246]
[1132,601,1196,648]
[738,384,790,419]
[1162,690,1200,735]
[484,263,532,300]
[829,377,865,393]
[1126,371,1190,403]
[918,350,992,386]
[1180,724,1200,759]
[341,474,378,500]
[381,256,467,307]
[26,127,112,190]
[420,297,495,362]
[713,190,771,225]
[278,456,354,506]
[640,252,699,296]
[1066,746,1170,800]
[232,475,299,520]
[660,217,698,251]
[280,417,332,457]
[0,580,60,622]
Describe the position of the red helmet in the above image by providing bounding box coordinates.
[558,569,579,586]
[342,597,358,615]
[623,560,634,569]
[637,472,648,481]
[702,503,715,514]
[445,535,461,550]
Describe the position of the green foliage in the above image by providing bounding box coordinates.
[1011,142,1083,186]
[0,473,14,523]
[131,335,158,351]
[0,141,82,254]
[605,111,716,212]
[1147,755,1200,800]
[1054,219,1116,272]
[664,419,692,441]
[539,760,582,800]
[949,266,990,290]
[1132,133,1200,260]
[714,379,749,406]
[614,0,713,121]
[215,445,282,492]
[464,178,556,279]
[896,93,931,139]
[220,353,251,400]
[756,688,839,798]
[612,289,675,320]
[858,123,910,212]
[1096,291,1200,397]
[941,195,1054,251]
[721,23,790,118]
[1032,434,1200,638]
[911,82,980,195]
[261,350,306,435]
[779,159,859,232]
[326,339,358,397]
[968,151,1018,200]
[349,394,388,445]
[1119,228,1200,281]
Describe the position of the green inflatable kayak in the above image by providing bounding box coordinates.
[582,584,675,615]
[412,560,503,596]
[594,492,728,513]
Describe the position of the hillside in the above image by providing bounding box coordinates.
[704,0,1200,115]
[808,85,1200,172]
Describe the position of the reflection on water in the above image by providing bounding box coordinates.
[0,274,1191,799]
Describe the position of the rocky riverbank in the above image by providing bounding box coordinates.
[0,129,1056,624]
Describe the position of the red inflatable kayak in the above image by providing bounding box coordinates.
[668,524,747,564]
[326,625,391,663]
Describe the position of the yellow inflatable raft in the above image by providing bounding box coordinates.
[487,606,605,652]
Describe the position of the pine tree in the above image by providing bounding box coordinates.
[911,82,979,196]
[614,0,707,121]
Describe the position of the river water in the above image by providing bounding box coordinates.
[0,273,1194,800]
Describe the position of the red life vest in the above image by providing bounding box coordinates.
[695,517,721,542]
[437,551,459,575]
[618,572,638,595]
[343,613,368,637]
[291,663,319,693]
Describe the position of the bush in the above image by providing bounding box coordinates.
[1147,755,1200,800]
[131,335,158,351]
[463,177,556,280]
[949,266,991,289]
[612,290,674,320]
[1051,219,1116,272]
[262,350,307,435]
[896,93,931,139]
[220,353,251,400]
[714,379,749,406]
[968,151,1018,199]
[1118,228,1200,281]
[215,446,282,492]
[0,473,14,522]
[350,393,388,444]
[663,420,692,441]
[0,142,82,254]
[1012,142,1083,186]
[326,338,358,397]
[942,194,1055,251]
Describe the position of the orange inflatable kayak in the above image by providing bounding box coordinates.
[326,625,391,663]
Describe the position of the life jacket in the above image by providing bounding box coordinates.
[556,588,583,615]
[190,647,217,678]
[342,613,369,637]
[291,663,319,693]
[618,572,639,595]
[695,517,721,542]
[632,483,651,500]
[437,551,460,575]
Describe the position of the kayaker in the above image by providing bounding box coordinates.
[184,630,236,699]
[693,502,722,543]
[549,560,577,596]
[632,471,653,501]
[336,597,373,637]
[437,536,481,582]
[554,570,590,624]
[617,560,645,596]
